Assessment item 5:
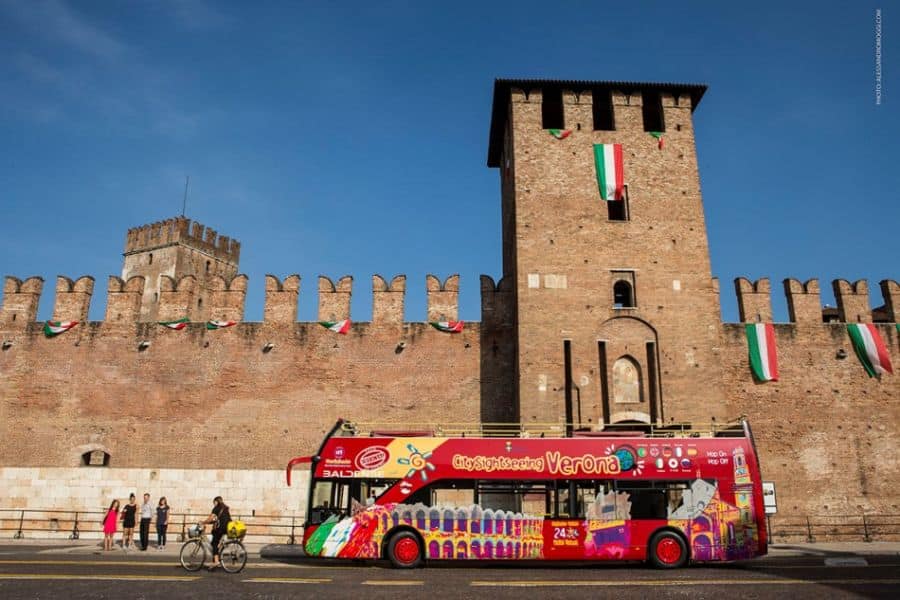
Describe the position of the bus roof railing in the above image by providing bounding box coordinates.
[337,417,748,439]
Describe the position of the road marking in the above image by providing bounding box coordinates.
[0,559,307,569]
[0,574,198,582]
[471,578,900,587]
[824,557,868,567]
[244,577,332,584]
[0,560,174,567]
[362,580,425,586]
[744,563,899,570]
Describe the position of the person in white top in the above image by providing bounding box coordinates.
[139,493,153,551]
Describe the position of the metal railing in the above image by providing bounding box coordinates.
[767,513,900,543]
[3,508,899,543]
[0,508,306,544]
[341,417,748,439]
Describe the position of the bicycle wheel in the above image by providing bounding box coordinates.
[179,539,206,571]
[219,540,247,573]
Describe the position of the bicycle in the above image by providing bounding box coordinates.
[179,523,247,573]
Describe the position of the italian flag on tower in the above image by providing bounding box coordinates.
[319,319,351,334]
[430,321,464,333]
[745,323,778,382]
[593,143,624,201]
[847,323,893,377]
[43,320,78,337]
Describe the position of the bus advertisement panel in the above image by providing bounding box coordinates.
[288,420,767,568]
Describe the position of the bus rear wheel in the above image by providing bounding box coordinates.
[386,531,423,569]
[648,531,688,569]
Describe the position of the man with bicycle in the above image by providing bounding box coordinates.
[202,496,231,571]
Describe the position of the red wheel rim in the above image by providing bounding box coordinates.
[394,537,420,564]
[656,537,682,565]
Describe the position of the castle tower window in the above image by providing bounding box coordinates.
[148,253,153,265]
[612,272,636,308]
[592,89,615,131]
[541,87,564,130]
[607,185,630,221]
[642,91,665,132]
[206,260,211,273]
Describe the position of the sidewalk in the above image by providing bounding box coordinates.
[2,537,268,559]
[4,538,900,560]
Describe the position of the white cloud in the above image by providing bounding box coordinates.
[163,0,232,31]
[2,0,127,60]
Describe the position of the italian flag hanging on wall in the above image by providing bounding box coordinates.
[43,320,78,337]
[430,321,464,333]
[158,318,189,330]
[745,323,778,382]
[593,143,624,201]
[547,129,571,140]
[847,323,893,377]
[206,320,237,330]
[319,319,351,334]
[649,131,664,149]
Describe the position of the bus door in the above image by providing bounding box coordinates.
[544,480,587,559]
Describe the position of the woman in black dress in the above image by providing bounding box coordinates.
[120,493,137,550]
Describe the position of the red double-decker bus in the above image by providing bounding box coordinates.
[286,418,767,568]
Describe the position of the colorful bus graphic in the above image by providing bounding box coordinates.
[287,419,767,568]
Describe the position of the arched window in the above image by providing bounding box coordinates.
[148,253,153,265]
[612,356,643,404]
[206,260,211,273]
[613,280,635,308]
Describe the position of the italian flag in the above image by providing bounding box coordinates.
[430,321,464,333]
[319,319,351,334]
[649,131,664,149]
[547,129,571,140]
[593,143,624,201]
[745,323,778,382]
[43,320,78,337]
[206,320,237,330]
[159,318,189,330]
[847,323,893,377]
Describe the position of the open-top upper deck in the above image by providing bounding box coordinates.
[335,418,750,440]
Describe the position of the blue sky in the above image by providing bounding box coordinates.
[0,0,896,323]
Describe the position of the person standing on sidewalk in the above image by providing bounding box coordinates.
[139,492,152,551]
[120,493,137,551]
[156,496,170,550]
[102,499,120,552]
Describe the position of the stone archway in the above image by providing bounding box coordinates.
[596,316,660,425]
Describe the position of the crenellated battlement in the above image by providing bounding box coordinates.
[426,274,459,322]
[733,277,899,324]
[124,216,241,264]
[488,79,705,167]
[1,276,44,325]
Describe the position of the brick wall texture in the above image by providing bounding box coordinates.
[1,80,897,524]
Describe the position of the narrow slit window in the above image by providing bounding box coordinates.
[607,185,630,221]
[642,92,665,132]
[541,87,564,130]
[592,89,615,131]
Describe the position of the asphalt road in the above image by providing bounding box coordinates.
[0,544,898,599]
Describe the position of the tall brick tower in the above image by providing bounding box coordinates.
[121,216,240,322]
[487,79,727,428]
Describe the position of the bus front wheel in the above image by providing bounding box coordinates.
[386,531,423,569]
[648,531,688,569]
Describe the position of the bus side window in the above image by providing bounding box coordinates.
[615,482,666,520]
[577,480,616,520]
